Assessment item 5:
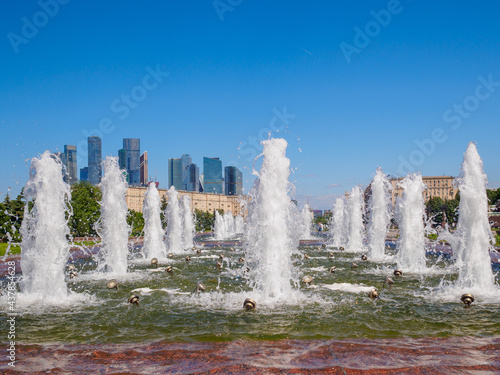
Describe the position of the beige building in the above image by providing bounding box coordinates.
[126,186,247,215]
[390,176,458,205]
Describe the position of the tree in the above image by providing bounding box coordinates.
[127,210,144,237]
[0,192,26,242]
[194,209,216,232]
[68,182,102,237]
[426,196,444,225]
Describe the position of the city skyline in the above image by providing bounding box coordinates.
[1,2,499,209]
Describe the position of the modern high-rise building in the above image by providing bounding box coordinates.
[225,166,243,196]
[123,138,140,185]
[185,163,200,192]
[168,158,183,190]
[118,148,129,183]
[203,157,223,194]
[61,145,77,185]
[88,136,102,185]
[140,151,148,186]
[80,167,88,182]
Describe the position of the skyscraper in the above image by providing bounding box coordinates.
[61,145,77,185]
[80,167,88,182]
[225,166,243,196]
[203,157,223,194]
[186,163,200,192]
[123,138,140,185]
[168,158,182,190]
[140,151,148,186]
[118,148,129,183]
[88,136,102,185]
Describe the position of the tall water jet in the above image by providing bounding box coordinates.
[181,195,195,249]
[330,197,347,247]
[142,182,167,259]
[20,152,71,301]
[213,211,227,240]
[367,168,392,260]
[164,186,183,253]
[395,173,427,272]
[346,186,366,252]
[453,142,495,290]
[235,215,244,234]
[245,138,298,301]
[96,157,130,274]
[299,204,312,239]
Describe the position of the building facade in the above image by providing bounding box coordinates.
[62,145,77,185]
[168,158,183,190]
[125,186,247,215]
[390,175,459,205]
[203,157,223,194]
[88,136,102,185]
[80,167,88,182]
[224,166,243,196]
[140,151,148,186]
[123,138,140,185]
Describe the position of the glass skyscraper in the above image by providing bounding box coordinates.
[88,136,102,185]
[224,166,243,196]
[168,158,182,190]
[140,151,148,186]
[203,157,223,194]
[62,145,77,185]
[123,138,140,185]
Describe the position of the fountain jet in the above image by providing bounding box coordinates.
[367,168,391,260]
[181,195,195,249]
[346,186,365,252]
[164,186,183,254]
[142,182,167,259]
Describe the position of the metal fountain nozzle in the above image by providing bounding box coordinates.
[238,257,244,263]
[69,270,78,279]
[151,258,158,267]
[361,254,367,261]
[168,253,174,258]
[329,252,334,258]
[303,254,309,260]
[329,266,336,274]
[219,254,224,259]
[394,269,403,277]
[243,298,257,311]
[192,246,197,251]
[369,288,379,299]
[106,279,118,290]
[128,295,140,305]
[302,275,313,285]
[165,266,173,275]
[194,282,205,293]
[196,249,202,254]
[185,256,191,262]
[351,262,358,269]
[461,293,474,306]
[339,246,345,251]
[216,261,222,270]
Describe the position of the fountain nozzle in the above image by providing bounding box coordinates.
[394,269,403,277]
[461,293,474,306]
[165,266,173,275]
[329,266,336,274]
[302,275,313,285]
[106,279,118,290]
[194,282,205,293]
[369,288,379,299]
[151,258,158,267]
[361,254,367,261]
[128,295,139,305]
[243,298,257,311]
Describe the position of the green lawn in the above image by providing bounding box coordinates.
[0,243,21,256]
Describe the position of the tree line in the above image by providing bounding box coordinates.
[0,181,222,242]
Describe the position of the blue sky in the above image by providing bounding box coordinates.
[1,1,499,209]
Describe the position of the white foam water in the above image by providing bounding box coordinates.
[330,197,347,247]
[164,186,183,254]
[181,195,195,249]
[96,157,130,275]
[346,186,366,252]
[367,168,392,260]
[142,182,167,259]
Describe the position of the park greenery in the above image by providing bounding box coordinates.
[0,183,499,248]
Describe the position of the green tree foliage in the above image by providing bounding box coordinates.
[68,181,102,237]
[426,195,460,226]
[0,192,25,242]
[127,210,144,237]
[194,209,217,232]
[487,188,500,206]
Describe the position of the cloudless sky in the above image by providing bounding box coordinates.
[1,1,499,209]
